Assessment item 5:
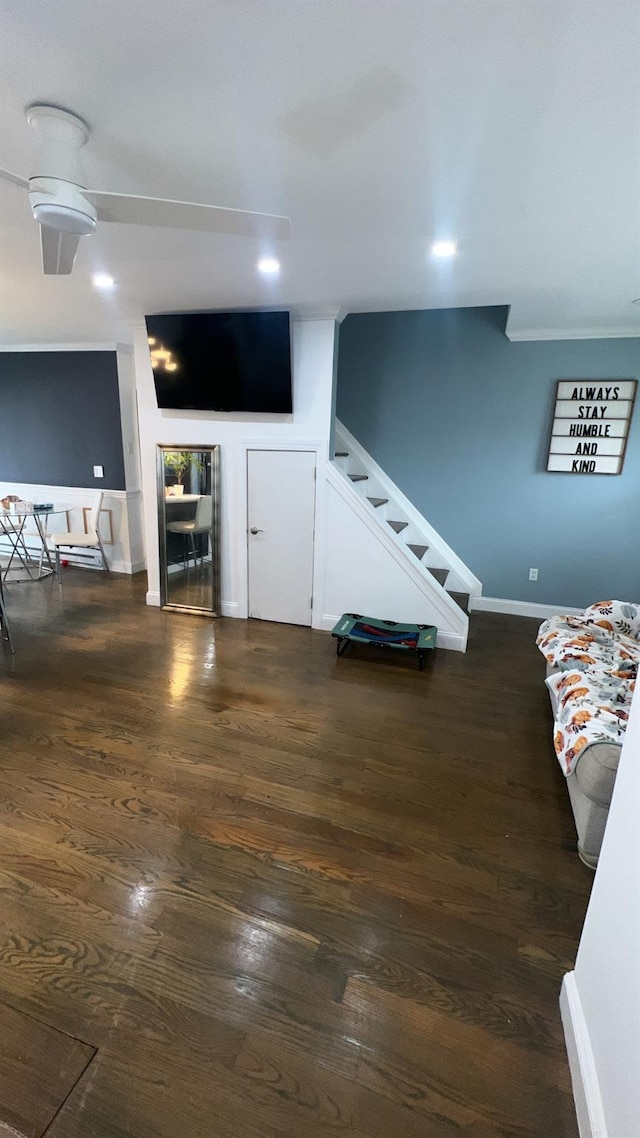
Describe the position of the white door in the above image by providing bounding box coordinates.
[247,450,316,626]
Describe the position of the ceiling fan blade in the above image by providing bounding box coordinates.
[40,226,81,275]
[84,189,291,240]
[0,166,30,189]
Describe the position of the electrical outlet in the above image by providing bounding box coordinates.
[93,465,104,478]
[529,567,538,581]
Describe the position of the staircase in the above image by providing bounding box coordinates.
[332,422,481,636]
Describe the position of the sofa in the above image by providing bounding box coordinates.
[537,600,639,868]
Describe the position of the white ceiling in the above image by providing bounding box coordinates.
[1,0,639,345]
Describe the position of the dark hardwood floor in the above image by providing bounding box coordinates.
[0,571,591,1137]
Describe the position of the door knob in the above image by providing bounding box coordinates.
[250,527,263,535]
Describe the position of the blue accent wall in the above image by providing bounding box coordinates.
[337,306,640,607]
[0,351,126,490]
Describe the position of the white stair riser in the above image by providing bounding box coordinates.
[335,423,481,600]
[334,434,472,603]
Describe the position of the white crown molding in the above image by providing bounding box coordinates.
[471,596,583,619]
[0,342,117,352]
[506,327,640,342]
[291,305,346,322]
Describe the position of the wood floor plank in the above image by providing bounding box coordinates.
[0,571,591,1137]
[0,1000,94,1138]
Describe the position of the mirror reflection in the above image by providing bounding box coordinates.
[158,446,220,614]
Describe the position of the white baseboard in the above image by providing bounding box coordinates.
[109,558,146,575]
[320,614,340,631]
[146,590,161,607]
[436,631,467,652]
[560,973,607,1138]
[471,596,583,619]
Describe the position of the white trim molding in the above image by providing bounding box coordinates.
[560,973,608,1138]
[325,466,468,650]
[290,305,347,323]
[327,465,468,638]
[470,596,583,619]
[0,342,118,352]
[335,420,482,599]
[506,328,640,342]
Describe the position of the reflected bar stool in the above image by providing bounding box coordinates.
[166,495,213,570]
[50,491,110,574]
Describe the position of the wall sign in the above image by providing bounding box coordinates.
[547,380,637,474]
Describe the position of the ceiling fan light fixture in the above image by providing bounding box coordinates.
[32,200,96,235]
[1,102,291,276]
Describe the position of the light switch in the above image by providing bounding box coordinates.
[93,465,104,478]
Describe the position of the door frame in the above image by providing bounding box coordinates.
[237,439,329,628]
[246,447,317,626]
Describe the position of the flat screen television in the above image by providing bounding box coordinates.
[145,310,292,412]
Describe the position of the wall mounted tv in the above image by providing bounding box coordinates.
[145,310,292,413]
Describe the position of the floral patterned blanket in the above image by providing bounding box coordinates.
[537,601,639,775]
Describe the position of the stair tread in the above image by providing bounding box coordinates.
[407,543,428,559]
[367,497,389,508]
[387,520,409,533]
[349,474,368,482]
[427,566,449,586]
[448,590,470,613]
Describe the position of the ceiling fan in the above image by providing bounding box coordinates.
[0,104,291,275]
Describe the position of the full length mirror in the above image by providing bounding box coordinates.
[157,446,220,614]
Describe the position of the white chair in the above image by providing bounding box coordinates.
[51,491,110,574]
[166,495,212,568]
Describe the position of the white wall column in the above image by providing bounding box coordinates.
[130,316,339,612]
[115,342,145,572]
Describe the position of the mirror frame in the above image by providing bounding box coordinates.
[156,444,221,616]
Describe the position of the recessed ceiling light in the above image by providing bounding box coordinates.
[257,257,280,275]
[430,241,457,259]
[92,273,116,290]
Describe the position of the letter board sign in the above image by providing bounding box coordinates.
[547,380,637,474]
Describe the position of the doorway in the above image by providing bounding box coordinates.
[247,449,316,626]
